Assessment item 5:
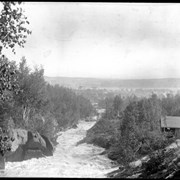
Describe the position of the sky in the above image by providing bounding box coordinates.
[3,2,180,79]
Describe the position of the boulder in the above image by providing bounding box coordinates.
[5,128,28,162]
[41,134,54,156]
[25,131,46,152]
[8,129,28,152]
[6,146,24,162]
[5,129,54,162]
[24,149,45,160]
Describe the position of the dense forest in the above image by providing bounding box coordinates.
[0,56,95,144]
[84,93,180,165]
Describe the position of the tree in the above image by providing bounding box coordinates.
[0,1,31,101]
[103,97,114,119]
[0,2,31,54]
[0,55,20,101]
[117,95,164,164]
[113,95,124,117]
[13,58,48,128]
[0,1,31,157]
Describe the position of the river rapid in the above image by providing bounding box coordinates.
[0,120,119,177]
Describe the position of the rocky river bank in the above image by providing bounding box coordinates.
[0,120,119,177]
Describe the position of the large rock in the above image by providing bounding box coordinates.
[41,134,54,156]
[6,146,24,162]
[5,129,54,162]
[8,129,28,152]
[25,131,46,152]
[24,149,45,160]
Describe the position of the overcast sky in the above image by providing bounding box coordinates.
[4,2,180,79]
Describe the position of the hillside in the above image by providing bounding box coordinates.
[44,76,180,89]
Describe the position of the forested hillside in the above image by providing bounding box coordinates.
[45,76,180,89]
[83,93,180,166]
[0,56,95,142]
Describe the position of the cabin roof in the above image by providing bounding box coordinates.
[161,116,180,128]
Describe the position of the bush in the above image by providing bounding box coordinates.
[0,128,12,156]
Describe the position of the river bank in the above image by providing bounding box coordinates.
[0,120,119,177]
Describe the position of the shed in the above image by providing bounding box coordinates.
[161,116,180,138]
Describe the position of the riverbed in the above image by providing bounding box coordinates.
[0,120,119,177]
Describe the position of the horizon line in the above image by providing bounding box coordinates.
[44,76,180,80]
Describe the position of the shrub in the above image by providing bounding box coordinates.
[0,128,12,156]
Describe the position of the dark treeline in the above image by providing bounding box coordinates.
[85,92,180,165]
[0,56,95,141]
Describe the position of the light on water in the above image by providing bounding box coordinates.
[0,121,118,178]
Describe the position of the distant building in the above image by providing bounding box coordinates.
[161,116,180,138]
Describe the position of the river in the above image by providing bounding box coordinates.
[0,120,119,177]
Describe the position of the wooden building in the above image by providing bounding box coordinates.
[161,116,180,138]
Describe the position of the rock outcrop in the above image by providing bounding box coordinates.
[5,129,54,162]
[41,134,54,156]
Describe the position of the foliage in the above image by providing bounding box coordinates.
[0,127,12,156]
[85,118,119,149]
[0,1,31,156]
[0,56,95,141]
[46,84,95,129]
[161,93,180,116]
[85,93,175,166]
[0,55,20,101]
[102,95,132,119]
[116,94,165,164]
[0,2,31,54]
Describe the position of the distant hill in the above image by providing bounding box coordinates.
[44,76,180,89]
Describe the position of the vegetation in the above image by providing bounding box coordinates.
[84,93,180,166]
[0,2,95,157]
[0,57,95,140]
[0,127,12,156]
[161,93,180,116]
[0,2,31,157]
[0,2,31,54]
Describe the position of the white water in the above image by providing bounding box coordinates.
[0,120,119,177]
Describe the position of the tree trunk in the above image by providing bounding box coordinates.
[23,106,31,127]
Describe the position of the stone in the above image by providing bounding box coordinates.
[41,134,54,156]
[26,131,46,151]
[6,146,24,162]
[24,149,45,160]
[5,129,54,162]
[9,129,28,152]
